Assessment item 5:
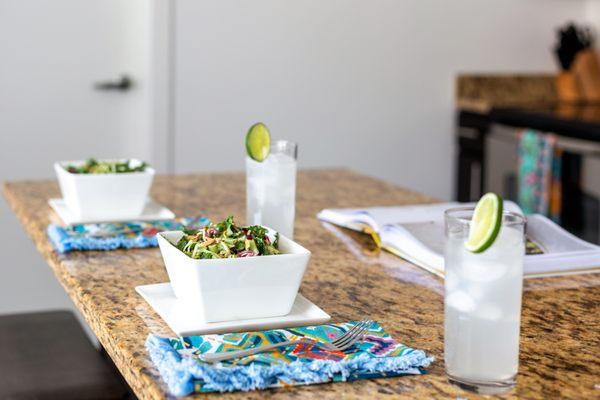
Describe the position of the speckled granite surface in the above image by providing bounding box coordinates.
[456,75,558,112]
[3,169,600,399]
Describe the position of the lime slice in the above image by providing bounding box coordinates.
[245,122,271,162]
[464,192,503,253]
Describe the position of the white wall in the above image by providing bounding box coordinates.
[173,0,587,200]
[587,0,600,28]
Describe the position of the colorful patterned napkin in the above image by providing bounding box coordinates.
[146,321,433,396]
[47,217,209,253]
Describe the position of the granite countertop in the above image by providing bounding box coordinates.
[455,74,558,113]
[3,169,600,399]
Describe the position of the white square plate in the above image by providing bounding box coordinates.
[49,198,175,225]
[136,282,331,336]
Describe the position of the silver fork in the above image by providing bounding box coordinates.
[198,319,373,363]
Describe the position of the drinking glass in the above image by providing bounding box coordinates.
[444,208,525,395]
[246,140,297,238]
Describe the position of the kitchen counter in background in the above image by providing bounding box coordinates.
[456,74,600,143]
[455,74,558,113]
[456,75,600,245]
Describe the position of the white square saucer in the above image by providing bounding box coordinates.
[49,198,175,225]
[136,283,331,336]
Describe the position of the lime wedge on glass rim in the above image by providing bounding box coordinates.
[464,192,504,253]
[245,122,271,162]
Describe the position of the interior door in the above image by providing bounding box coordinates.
[0,0,152,173]
[0,0,152,315]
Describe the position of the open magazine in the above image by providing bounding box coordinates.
[317,202,600,278]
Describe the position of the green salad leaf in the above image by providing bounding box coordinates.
[65,158,148,174]
[175,216,281,259]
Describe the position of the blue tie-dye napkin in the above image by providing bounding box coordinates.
[48,217,209,253]
[146,321,433,396]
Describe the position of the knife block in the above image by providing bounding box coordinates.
[556,72,580,103]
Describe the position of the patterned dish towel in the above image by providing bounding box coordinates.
[146,321,434,396]
[517,129,562,222]
[47,217,209,253]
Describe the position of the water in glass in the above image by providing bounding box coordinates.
[444,209,524,395]
[246,141,297,238]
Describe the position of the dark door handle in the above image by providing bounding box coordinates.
[94,74,132,91]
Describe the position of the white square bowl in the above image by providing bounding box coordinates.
[54,159,155,220]
[157,230,311,322]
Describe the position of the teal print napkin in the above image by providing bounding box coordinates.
[146,321,433,395]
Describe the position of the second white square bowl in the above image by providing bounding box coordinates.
[157,230,311,322]
[54,160,154,220]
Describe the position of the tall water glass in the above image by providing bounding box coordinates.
[246,140,297,238]
[444,208,525,395]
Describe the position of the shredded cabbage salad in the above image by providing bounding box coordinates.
[175,216,280,259]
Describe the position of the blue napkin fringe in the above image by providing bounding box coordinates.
[47,224,158,253]
[146,334,433,396]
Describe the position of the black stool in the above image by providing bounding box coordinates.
[0,310,131,400]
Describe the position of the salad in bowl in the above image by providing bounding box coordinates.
[157,216,310,322]
[175,216,280,259]
[64,158,148,174]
